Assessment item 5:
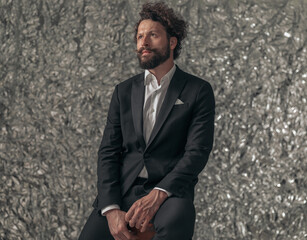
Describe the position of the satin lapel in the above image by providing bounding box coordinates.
[131,74,146,150]
[146,67,187,149]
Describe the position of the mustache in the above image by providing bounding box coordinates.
[135,47,156,54]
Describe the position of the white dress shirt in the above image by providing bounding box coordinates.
[139,64,176,177]
[101,65,176,215]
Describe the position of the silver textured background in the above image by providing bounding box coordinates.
[1,0,307,239]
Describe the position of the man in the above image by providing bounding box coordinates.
[79,2,215,240]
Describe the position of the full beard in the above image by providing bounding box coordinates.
[137,44,170,69]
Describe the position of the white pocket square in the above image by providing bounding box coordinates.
[175,99,184,105]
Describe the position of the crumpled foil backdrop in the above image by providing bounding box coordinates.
[1,0,306,239]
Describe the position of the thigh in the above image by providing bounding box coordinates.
[153,197,195,240]
[78,208,114,240]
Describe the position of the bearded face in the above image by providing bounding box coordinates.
[137,41,170,69]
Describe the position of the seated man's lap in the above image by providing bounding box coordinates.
[79,188,195,240]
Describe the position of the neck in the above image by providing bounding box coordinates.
[148,58,174,85]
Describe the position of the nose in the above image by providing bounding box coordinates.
[141,34,150,47]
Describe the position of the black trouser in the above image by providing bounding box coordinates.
[78,179,195,240]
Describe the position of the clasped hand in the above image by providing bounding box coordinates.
[106,189,167,240]
[125,189,168,233]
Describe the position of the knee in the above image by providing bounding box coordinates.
[153,198,195,240]
[157,220,194,239]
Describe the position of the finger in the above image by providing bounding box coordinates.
[125,204,136,222]
[114,230,128,240]
[113,231,125,240]
[140,217,151,233]
[135,211,146,230]
[114,235,123,240]
[135,217,143,230]
[129,207,143,228]
[128,214,138,228]
[112,224,129,240]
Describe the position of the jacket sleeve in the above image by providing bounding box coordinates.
[96,85,123,210]
[156,82,215,197]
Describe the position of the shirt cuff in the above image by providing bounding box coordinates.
[101,204,120,216]
[154,187,172,197]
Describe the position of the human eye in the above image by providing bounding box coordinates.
[137,34,143,40]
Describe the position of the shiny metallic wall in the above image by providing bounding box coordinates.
[1,0,306,239]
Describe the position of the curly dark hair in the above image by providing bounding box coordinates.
[134,2,188,60]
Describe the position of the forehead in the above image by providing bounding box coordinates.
[137,19,166,34]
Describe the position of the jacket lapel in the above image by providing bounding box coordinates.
[146,67,187,149]
[131,74,146,150]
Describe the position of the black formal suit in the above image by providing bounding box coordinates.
[79,66,215,240]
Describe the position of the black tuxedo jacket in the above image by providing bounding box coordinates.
[93,66,215,211]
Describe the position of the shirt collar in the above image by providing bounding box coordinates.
[144,64,176,86]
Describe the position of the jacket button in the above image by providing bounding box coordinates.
[144,153,150,158]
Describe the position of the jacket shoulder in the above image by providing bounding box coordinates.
[179,68,213,89]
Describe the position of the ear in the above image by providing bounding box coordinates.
[170,37,177,50]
